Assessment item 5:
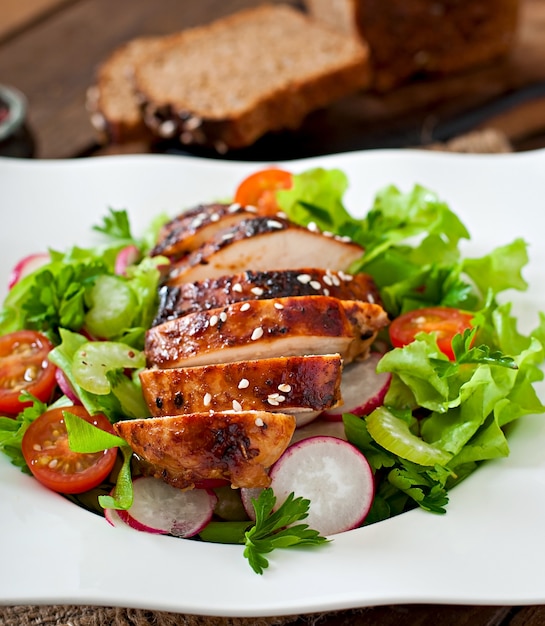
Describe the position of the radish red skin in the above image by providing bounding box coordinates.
[269,435,375,536]
[8,252,50,289]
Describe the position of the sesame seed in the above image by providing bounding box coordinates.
[309,280,322,290]
[232,283,243,293]
[203,393,212,407]
[222,232,235,241]
[251,287,264,296]
[277,395,286,403]
[267,398,280,406]
[210,213,220,222]
[368,294,375,303]
[323,231,334,238]
[251,327,264,341]
[245,205,258,213]
[219,311,227,322]
[209,314,219,327]
[185,117,202,130]
[297,273,311,284]
[238,378,250,389]
[323,274,333,286]
[267,220,284,229]
[323,288,330,296]
[307,221,319,232]
[274,302,284,309]
[255,417,265,427]
[228,203,241,213]
[278,383,291,393]
[240,302,251,312]
[332,275,341,287]
[232,400,243,412]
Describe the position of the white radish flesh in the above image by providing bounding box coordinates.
[104,506,129,528]
[322,353,390,421]
[269,436,374,535]
[240,487,264,521]
[123,476,217,538]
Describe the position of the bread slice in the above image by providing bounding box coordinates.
[132,4,370,151]
[87,36,166,143]
[304,0,519,91]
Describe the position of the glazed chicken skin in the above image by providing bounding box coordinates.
[114,411,296,490]
[164,216,364,285]
[139,353,343,421]
[145,294,389,369]
[153,268,381,325]
[151,202,259,259]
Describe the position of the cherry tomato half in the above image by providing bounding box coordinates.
[389,306,474,360]
[234,168,293,215]
[0,330,57,415]
[21,405,118,494]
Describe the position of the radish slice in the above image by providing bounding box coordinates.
[322,353,391,421]
[269,436,374,535]
[123,476,217,538]
[55,368,81,404]
[290,418,347,446]
[104,506,129,528]
[115,245,140,275]
[8,252,50,289]
[240,487,264,521]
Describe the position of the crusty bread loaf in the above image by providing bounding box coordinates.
[86,37,168,143]
[93,4,370,151]
[304,0,520,91]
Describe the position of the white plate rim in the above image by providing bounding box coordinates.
[1,148,545,617]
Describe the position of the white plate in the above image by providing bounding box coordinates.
[1,149,545,616]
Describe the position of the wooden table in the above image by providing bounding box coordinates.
[2,1,545,625]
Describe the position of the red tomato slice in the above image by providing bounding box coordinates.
[0,330,57,415]
[21,405,118,494]
[389,306,474,360]
[234,168,293,215]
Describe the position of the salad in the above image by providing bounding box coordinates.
[0,166,544,575]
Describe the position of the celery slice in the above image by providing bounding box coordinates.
[366,407,451,467]
[72,341,145,395]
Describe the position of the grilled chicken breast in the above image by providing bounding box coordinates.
[114,411,296,489]
[145,294,389,369]
[153,267,381,325]
[140,354,343,422]
[165,216,364,285]
[151,202,258,259]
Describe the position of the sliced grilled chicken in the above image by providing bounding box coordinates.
[140,354,343,422]
[153,268,381,325]
[151,202,258,259]
[145,294,389,369]
[165,216,364,286]
[114,411,296,489]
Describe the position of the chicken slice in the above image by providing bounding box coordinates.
[145,294,389,369]
[140,354,343,423]
[153,267,381,325]
[151,202,258,259]
[114,411,296,489]
[164,216,364,285]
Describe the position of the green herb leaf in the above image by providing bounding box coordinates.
[243,489,329,575]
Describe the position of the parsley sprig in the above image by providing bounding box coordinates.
[244,489,329,575]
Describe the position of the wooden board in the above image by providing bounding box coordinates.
[0,0,544,159]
